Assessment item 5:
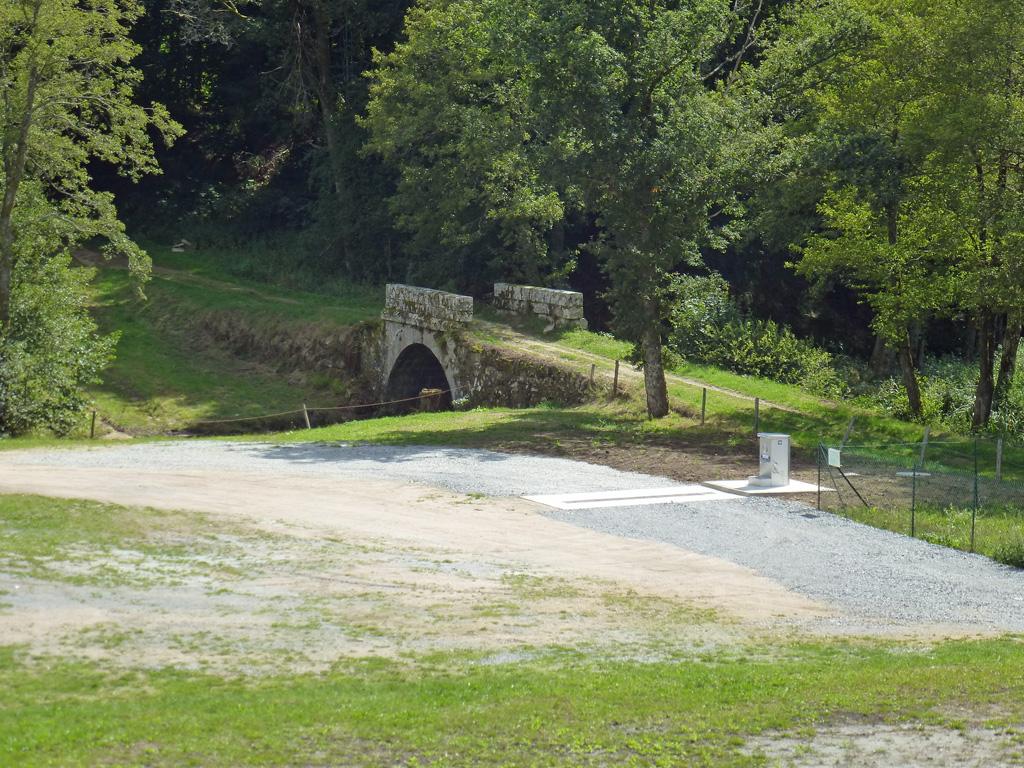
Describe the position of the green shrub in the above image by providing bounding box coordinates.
[0,253,116,436]
[667,274,847,398]
[868,355,1024,435]
[991,539,1024,569]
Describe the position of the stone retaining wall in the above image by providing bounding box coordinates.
[382,283,473,332]
[493,283,587,330]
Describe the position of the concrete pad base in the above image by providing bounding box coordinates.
[704,479,827,496]
[523,485,735,511]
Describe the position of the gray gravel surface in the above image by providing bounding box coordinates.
[4,440,671,495]
[9,440,1024,633]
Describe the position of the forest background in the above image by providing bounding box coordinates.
[4,0,1024,436]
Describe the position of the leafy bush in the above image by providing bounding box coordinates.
[868,355,1024,434]
[667,274,847,398]
[867,377,922,422]
[991,539,1024,569]
[0,253,116,436]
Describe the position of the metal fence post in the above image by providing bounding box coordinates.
[817,443,822,512]
[911,466,917,538]
[971,436,979,553]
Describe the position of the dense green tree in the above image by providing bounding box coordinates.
[362,2,566,289]
[265,0,410,274]
[530,0,757,418]
[771,0,1024,427]
[367,0,758,417]
[121,0,408,280]
[0,0,180,433]
[760,0,933,417]
[0,184,116,435]
[915,0,1024,427]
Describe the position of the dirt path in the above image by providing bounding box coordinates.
[475,320,815,414]
[0,464,824,627]
[74,248,303,305]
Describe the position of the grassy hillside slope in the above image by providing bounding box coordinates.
[74,243,960,457]
[84,246,381,434]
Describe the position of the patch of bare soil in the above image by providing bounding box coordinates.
[0,465,826,673]
[744,720,1024,767]
[1,525,735,674]
[488,435,820,488]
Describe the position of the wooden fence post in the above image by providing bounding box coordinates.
[700,388,707,426]
[613,360,620,395]
[996,437,1004,483]
[753,398,760,434]
[302,404,312,430]
[90,410,97,440]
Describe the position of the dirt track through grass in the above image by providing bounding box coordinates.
[474,320,805,414]
[1,495,744,674]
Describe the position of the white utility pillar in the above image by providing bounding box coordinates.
[749,432,790,488]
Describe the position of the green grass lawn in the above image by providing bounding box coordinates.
[261,402,694,449]
[546,326,935,447]
[831,504,1024,567]
[141,244,383,327]
[3,638,1023,767]
[80,242,952,450]
[82,246,383,434]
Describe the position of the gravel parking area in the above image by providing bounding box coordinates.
[8,440,1024,634]
[542,499,1024,634]
[5,440,673,495]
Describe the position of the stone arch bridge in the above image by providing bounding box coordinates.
[374,283,590,411]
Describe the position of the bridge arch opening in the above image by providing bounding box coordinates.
[385,343,453,411]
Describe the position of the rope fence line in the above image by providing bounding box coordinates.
[185,389,454,428]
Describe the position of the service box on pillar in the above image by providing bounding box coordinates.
[750,433,790,488]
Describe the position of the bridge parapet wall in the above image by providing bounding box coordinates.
[493,283,587,330]
[383,284,473,332]
[377,282,592,409]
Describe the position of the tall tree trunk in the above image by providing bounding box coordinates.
[884,199,923,417]
[0,233,12,333]
[869,335,892,377]
[972,311,997,429]
[911,321,926,369]
[310,0,344,198]
[994,315,1022,409]
[641,299,669,419]
[898,330,923,419]
[0,61,39,333]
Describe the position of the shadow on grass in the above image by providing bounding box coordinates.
[261,405,759,460]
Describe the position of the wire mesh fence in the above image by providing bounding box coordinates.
[817,438,1024,565]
